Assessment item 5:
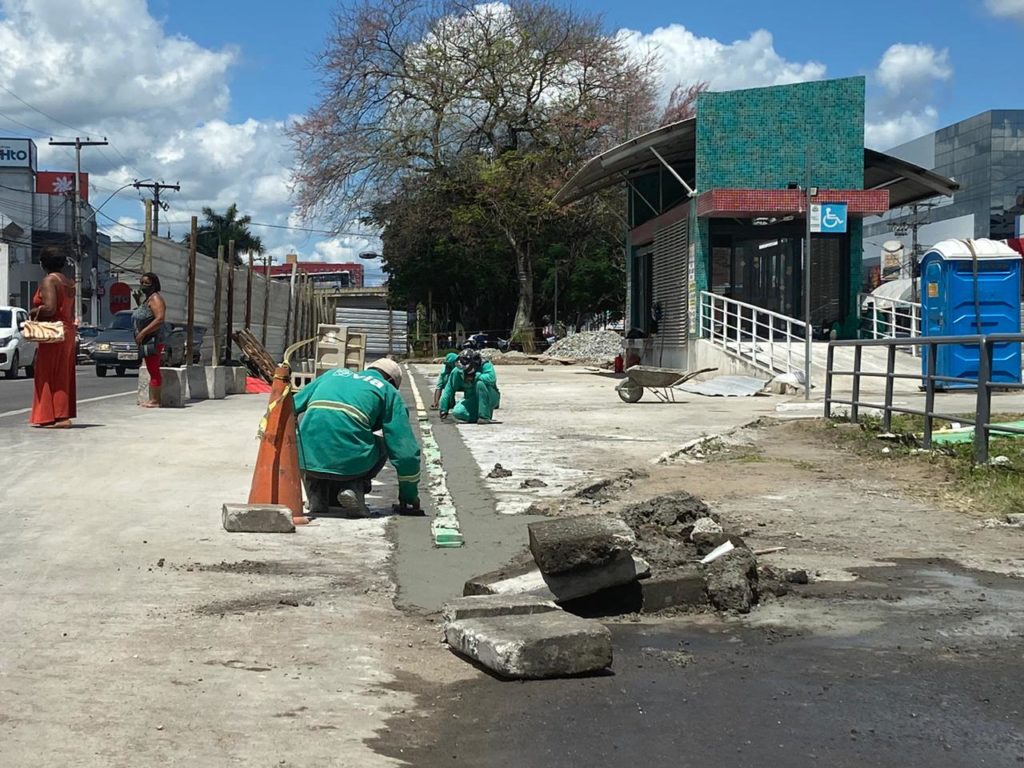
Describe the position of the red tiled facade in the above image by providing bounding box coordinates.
[695,188,890,218]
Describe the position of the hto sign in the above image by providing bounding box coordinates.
[0,139,37,169]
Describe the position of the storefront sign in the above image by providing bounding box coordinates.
[109,281,131,314]
[36,171,89,202]
[0,138,37,170]
[810,202,848,234]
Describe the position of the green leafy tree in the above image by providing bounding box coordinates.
[184,204,264,264]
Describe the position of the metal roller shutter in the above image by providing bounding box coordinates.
[652,218,689,348]
[334,307,408,357]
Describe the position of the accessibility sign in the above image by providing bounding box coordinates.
[810,202,848,234]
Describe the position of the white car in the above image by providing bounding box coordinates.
[0,305,37,379]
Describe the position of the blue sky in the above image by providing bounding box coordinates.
[1,0,1022,283]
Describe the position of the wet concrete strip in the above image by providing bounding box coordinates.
[393,366,545,613]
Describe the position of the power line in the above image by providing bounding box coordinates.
[0,83,88,136]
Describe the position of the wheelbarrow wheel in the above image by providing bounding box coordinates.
[617,381,643,403]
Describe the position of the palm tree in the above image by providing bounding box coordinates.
[183,204,264,264]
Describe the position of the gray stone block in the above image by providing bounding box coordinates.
[137,366,187,407]
[640,565,706,613]
[703,548,759,614]
[543,553,649,602]
[222,503,295,533]
[224,365,248,395]
[188,365,227,400]
[528,515,635,575]
[442,594,560,624]
[445,612,612,679]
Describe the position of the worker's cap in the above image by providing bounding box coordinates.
[445,352,459,365]
[367,358,403,389]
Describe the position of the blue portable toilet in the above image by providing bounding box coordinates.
[920,238,1022,389]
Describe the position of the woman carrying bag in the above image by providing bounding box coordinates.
[133,272,169,408]
[28,246,77,428]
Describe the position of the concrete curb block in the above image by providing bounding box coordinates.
[137,366,187,407]
[224,365,248,395]
[406,364,464,548]
[187,365,227,400]
[222,503,296,533]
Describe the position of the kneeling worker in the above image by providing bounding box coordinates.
[432,352,459,409]
[439,350,495,424]
[293,359,421,517]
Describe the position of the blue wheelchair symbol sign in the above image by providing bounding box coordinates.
[812,202,848,234]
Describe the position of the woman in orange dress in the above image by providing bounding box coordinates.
[29,246,77,428]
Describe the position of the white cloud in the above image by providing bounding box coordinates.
[0,0,337,261]
[875,43,951,95]
[987,0,1024,20]
[619,25,826,96]
[865,44,952,149]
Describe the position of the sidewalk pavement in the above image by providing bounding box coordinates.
[0,392,464,768]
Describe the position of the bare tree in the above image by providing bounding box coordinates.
[292,0,659,337]
[659,81,709,126]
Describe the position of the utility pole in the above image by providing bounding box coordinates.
[132,180,180,236]
[49,137,108,325]
[803,147,814,402]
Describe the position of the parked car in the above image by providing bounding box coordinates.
[91,311,206,376]
[76,325,101,364]
[467,331,511,352]
[0,305,36,379]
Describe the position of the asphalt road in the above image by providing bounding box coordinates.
[374,560,1024,768]
[0,365,138,426]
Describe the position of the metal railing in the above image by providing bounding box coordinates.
[824,334,1024,464]
[699,291,811,376]
[858,293,921,357]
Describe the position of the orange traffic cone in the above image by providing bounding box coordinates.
[248,364,309,525]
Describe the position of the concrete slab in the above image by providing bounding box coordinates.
[221,503,296,533]
[445,612,612,679]
[224,365,248,395]
[137,366,187,407]
[640,566,706,613]
[441,594,559,623]
[543,553,650,602]
[187,365,227,400]
[528,515,635,575]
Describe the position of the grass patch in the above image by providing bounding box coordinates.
[827,412,1024,518]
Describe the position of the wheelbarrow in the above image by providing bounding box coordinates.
[615,365,717,403]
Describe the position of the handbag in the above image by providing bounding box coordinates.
[21,320,65,344]
[139,339,159,358]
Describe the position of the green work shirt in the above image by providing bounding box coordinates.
[293,368,421,503]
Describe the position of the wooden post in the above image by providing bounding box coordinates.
[245,252,253,329]
[185,215,197,366]
[288,262,299,345]
[213,244,224,364]
[226,240,235,361]
[261,256,270,347]
[143,199,153,273]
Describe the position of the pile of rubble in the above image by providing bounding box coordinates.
[443,492,806,680]
[544,330,623,363]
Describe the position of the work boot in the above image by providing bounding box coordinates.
[362,477,373,495]
[336,483,369,518]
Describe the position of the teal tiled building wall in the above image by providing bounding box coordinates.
[691,77,867,335]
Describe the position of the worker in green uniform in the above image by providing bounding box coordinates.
[439,349,495,424]
[293,358,421,517]
[478,357,501,410]
[431,352,459,409]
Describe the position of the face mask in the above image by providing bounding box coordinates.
[141,285,156,297]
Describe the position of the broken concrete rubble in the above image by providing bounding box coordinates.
[528,515,635,575]
[463,555,650,604]
[444,612,612,679]
[487,463,513,479]
[640,565,705,613]
[692,532,748,558]
[703,548,759,613]
[619,493,716,537]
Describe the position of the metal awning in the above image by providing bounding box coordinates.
[554,121,959,209]
[553,119,697,206]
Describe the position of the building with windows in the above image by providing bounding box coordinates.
[258,255,364,290]
[0,138,101,322]
[863,110,1024,283]
[555,77,957,370]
